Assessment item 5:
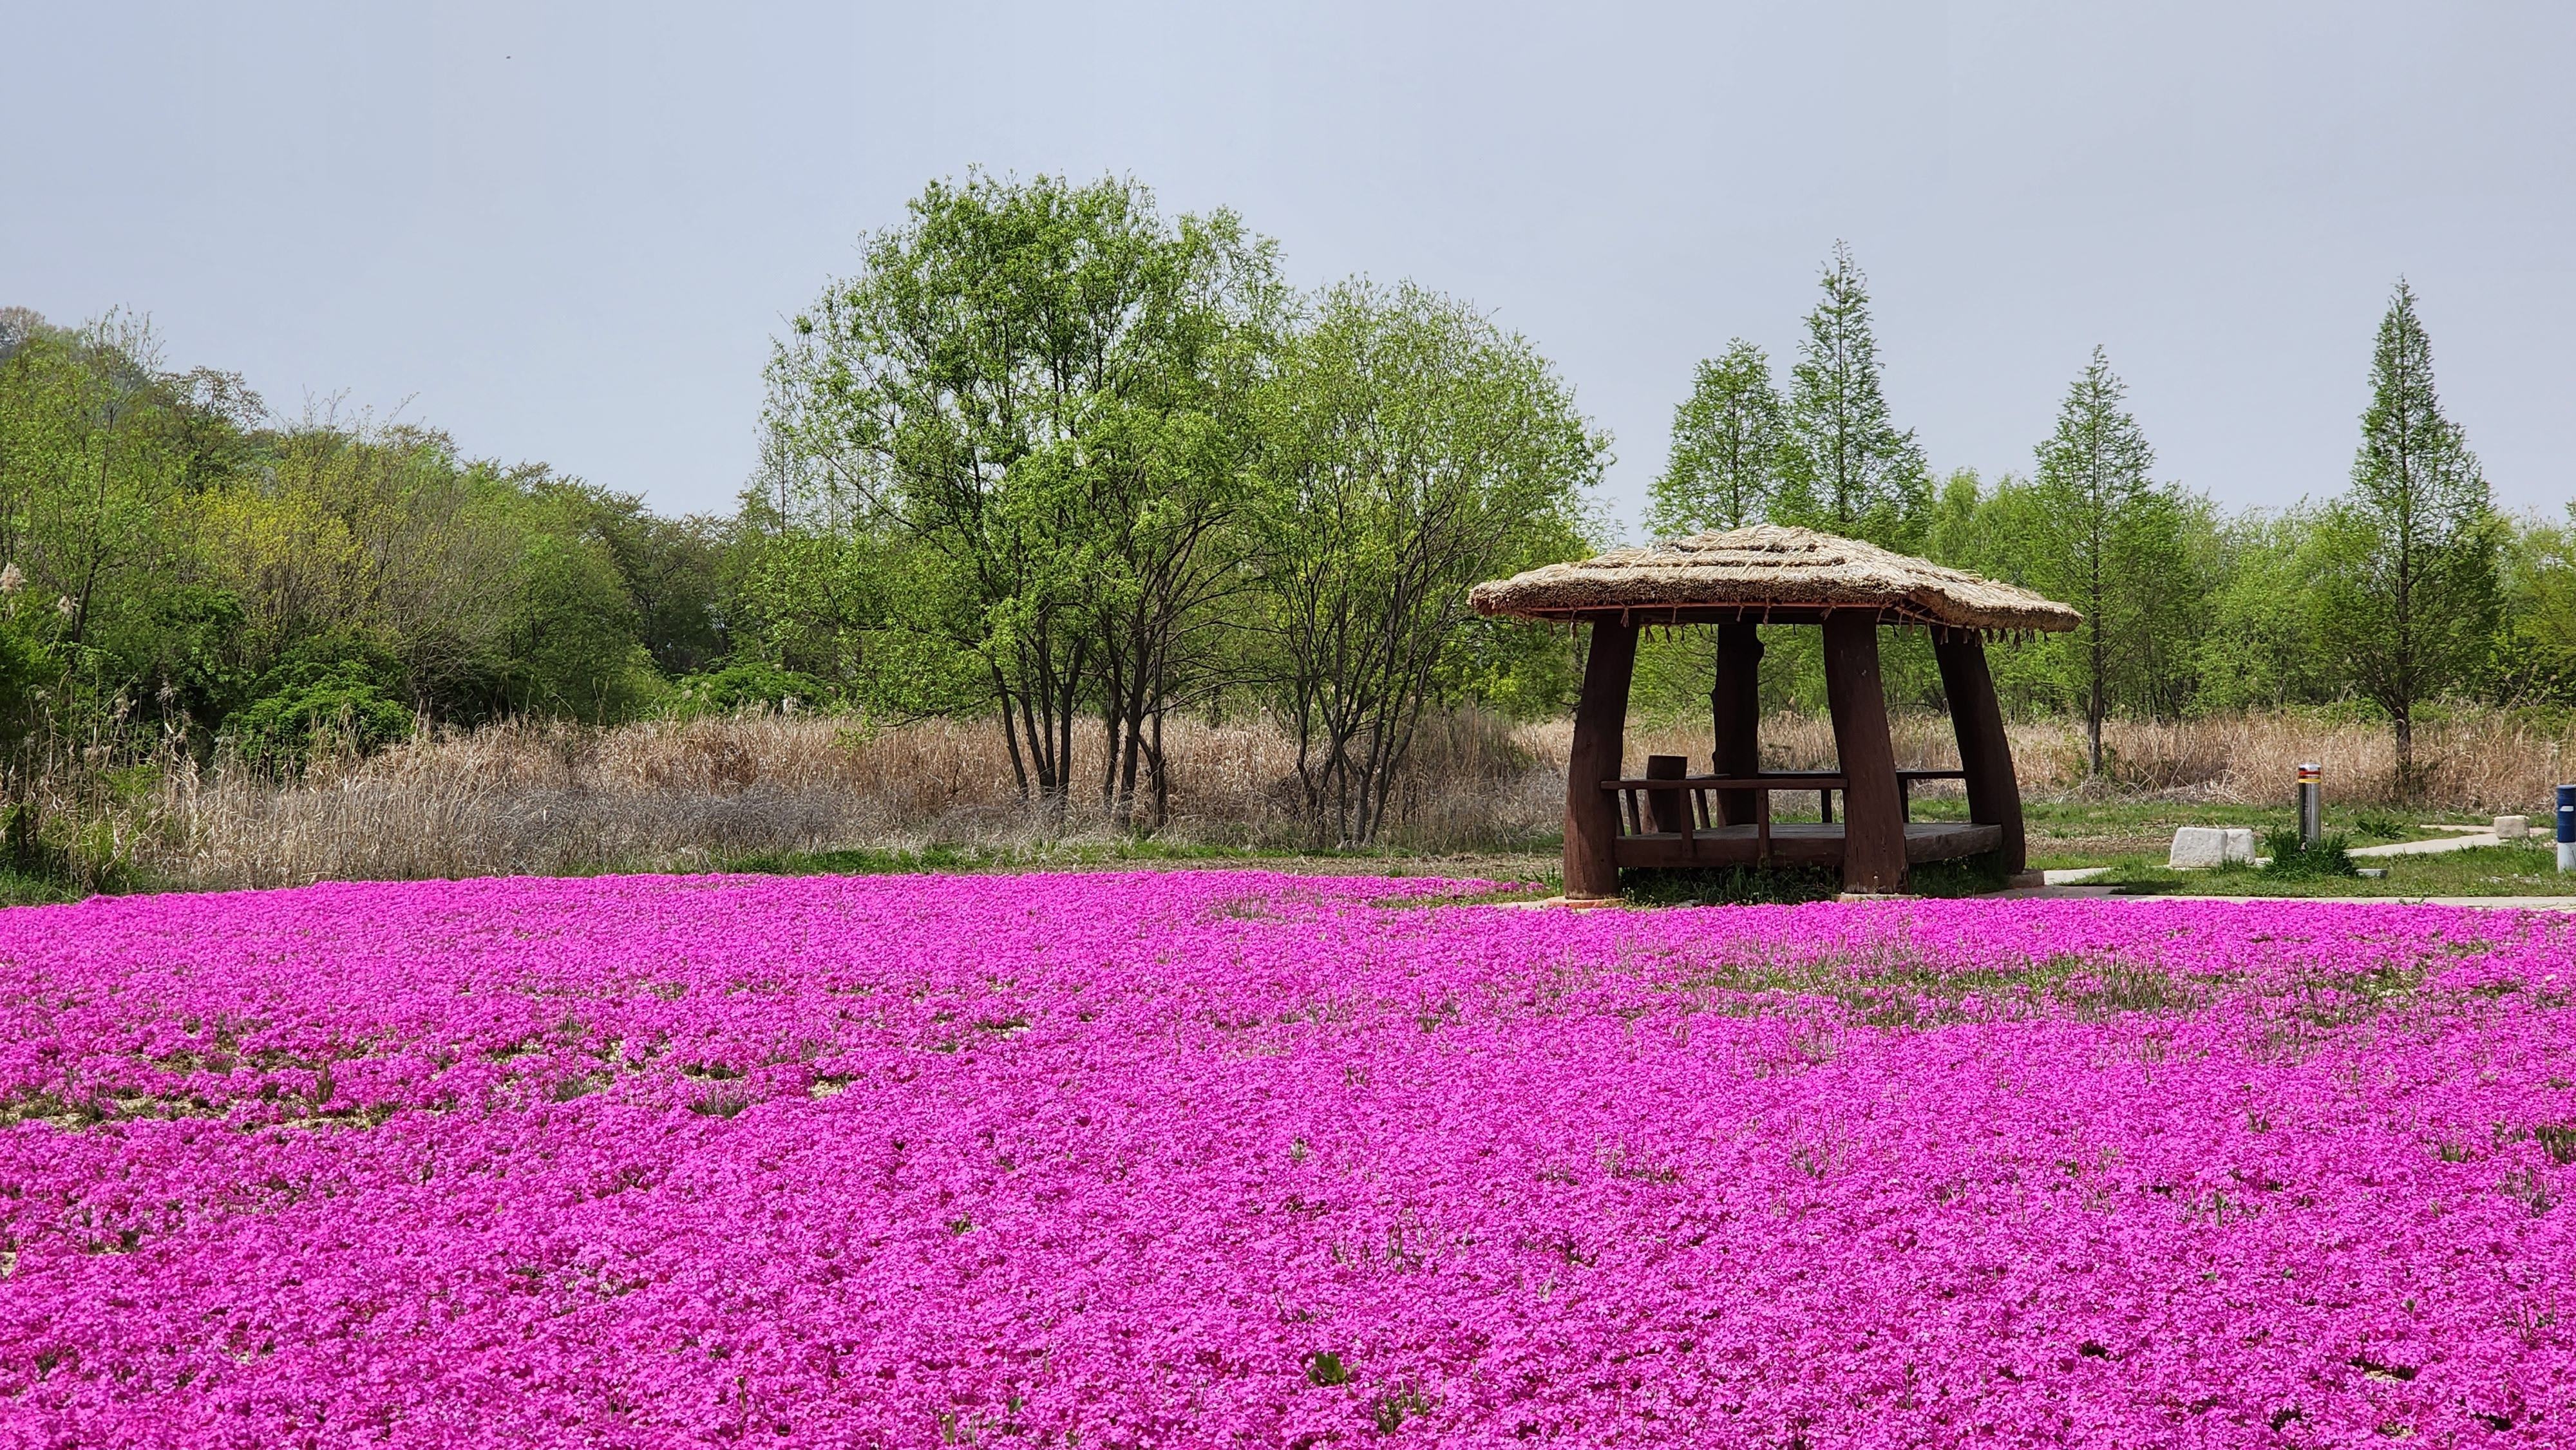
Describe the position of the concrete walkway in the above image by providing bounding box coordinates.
[2349,828,2512,858]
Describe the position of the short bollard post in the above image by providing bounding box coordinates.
[2297,763,2322,848]
[2557,784,2576,874]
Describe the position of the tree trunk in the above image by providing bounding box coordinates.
[2087,612,2105,778]
[994,668,1032,798]
[1146,709,1169,829]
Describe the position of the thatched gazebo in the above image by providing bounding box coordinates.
[1472,525,2081,898]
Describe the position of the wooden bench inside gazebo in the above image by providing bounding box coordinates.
[1470,525,2081,899]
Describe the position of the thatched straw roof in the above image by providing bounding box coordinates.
[1470,525,2081,634]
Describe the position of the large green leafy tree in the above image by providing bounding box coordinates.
[0,310,278,748]
[1647,340,1786,536]
[1919,468,2052,713]
[1777,243,1929,549]
[2031,346,2198,774]
[764,173,1275,813]
[1251,281,1602,847]
[1072,220,1282,827]
[2310,281,2501,793]
[0,312,191,661]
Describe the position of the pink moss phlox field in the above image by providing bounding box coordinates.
[0,873,2572,1446]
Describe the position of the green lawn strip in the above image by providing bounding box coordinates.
[1712,799,2443,872]
[1998,799,2486,871]
[2106,842,2576,898]
[0,793,2520,907]
[2029,801,2465,840]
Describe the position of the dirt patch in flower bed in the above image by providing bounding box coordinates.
[0,872,2569,1442]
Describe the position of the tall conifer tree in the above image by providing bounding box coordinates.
[2032,346,2178,776]
[1647,340,1786,536]
[1778,242,1928,549]
[2311,280,2500,793]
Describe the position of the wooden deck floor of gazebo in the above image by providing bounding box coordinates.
[1606,821,2003,870]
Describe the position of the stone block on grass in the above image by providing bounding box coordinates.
[2496,814,2530,840]
[2170,826,2256,869]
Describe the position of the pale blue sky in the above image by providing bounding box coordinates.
[8,2,2571,529]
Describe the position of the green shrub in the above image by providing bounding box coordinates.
[502,534,665,723]
[667,661,831,719]
[2261,827,2360,878]
[0,613,54,749]
[226,639,415,766]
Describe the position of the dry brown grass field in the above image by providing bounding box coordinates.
[26,703,2553,893]
[1622,708,2571,813]
[108,711,1555,891]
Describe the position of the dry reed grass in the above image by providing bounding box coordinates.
[26,703,2566,893]
[123,709,1560,891]
[1616,707,2570,810]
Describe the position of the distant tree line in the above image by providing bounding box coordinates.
[5,173,2559,842]
[1644,252,2533,796]
[0,306,732,769]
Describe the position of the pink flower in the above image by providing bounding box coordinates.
[0,874,2564,1444]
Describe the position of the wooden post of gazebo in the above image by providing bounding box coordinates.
[1468,526,2081,901]
[1822,611,1907,893]
[1562,621,1636,900]
[1935,627,2028,876]
[1710,623,1762,827]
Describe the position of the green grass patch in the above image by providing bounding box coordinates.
[0,868,82,908]
[1368,881,1560,908]
[2018,800,2458,842]
[2108,842,2576,898]
[1620,864,1842,907]
[717,844,999,876]
[1994,797,2473,872]
[1909,852,2016,897]
[1663,945,2200,1025]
